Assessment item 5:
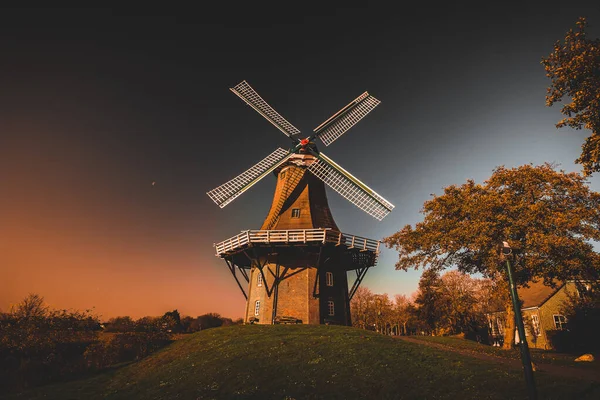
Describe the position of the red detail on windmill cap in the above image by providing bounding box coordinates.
[301,138,309,146]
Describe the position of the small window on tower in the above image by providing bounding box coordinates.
[257,272,263,287]
[328,300,335,316]
[326,272,334,287]
[291,208,301,218]
[255,300,260,316]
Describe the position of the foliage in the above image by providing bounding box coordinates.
[384,164,600,349]
[542,17,600,176]
[410,271,504,337]
[0,294,240,394]
[104,316,136,332]
[9,293,47,319]
[197,313,226,330]
[83,331,171,370]
[351,273,502,339]
[349,286,375,330]
[9,325,600,400]
[392,294,415,336]
[350,288,401,334]
[160,309,183,333]
[413,269,445,334]
[555,283,600,352]
[383,163,600,286]
[0,294,101,391]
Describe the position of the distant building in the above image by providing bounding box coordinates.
[487,280,592,350]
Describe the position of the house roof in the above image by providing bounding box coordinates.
[517,280,564,308]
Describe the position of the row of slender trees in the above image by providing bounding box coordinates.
[350,271,507,340]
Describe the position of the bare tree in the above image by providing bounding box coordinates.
[11,293,48,319]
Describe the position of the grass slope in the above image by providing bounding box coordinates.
[4,325,600,400]
[409,335,600,369]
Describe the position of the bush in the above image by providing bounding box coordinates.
[0,294,237,393]
[0,297,101,392]
[558,285,600,353]
[546,330,573,352]
[84,331,171,370]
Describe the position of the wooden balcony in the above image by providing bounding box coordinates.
[215,228,380,258]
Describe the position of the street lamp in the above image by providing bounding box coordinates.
[502,241,537,400]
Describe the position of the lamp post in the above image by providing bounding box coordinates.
[502,241,537,400]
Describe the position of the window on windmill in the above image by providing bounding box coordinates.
[326,272,334,287]
[257,272,263,287]
[328,300,335,316]
[553,314,568,330]
[291,208,301,218]
[255,300,260,316]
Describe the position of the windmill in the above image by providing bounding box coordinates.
[208,81,394,325]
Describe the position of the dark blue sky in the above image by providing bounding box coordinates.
[1,5,599,318]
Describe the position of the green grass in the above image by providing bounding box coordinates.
[408,335,600,369]
[3,325,600,400]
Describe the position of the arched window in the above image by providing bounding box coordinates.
[328,300,335,316]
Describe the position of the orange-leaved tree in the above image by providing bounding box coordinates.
[542,17,600,176]
[383,163,600,349]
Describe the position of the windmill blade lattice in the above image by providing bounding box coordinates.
[307,152,394,220]
[230,81,301,139]
[313,92,380,146]
[207,147,294,208]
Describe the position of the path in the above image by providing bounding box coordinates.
[395,336,600,382]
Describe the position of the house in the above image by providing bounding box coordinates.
[487,280,590,350]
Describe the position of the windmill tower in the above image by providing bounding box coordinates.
[208,81,394,325]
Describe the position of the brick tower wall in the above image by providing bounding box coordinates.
[245,263,351,325]
[244,161,352,326]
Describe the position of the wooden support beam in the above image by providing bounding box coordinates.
[224,259,248,300]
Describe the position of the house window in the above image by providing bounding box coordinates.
[578,283,592,298]
[328,300,335,316]
[496,318,504,334]
[257,272,263,287]
[254,300,260,316]
[291,208,301,218]
[326,272,334,287]
[553,314,568,330]
[531,315,541,336]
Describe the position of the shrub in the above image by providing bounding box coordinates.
[546,330,573,352]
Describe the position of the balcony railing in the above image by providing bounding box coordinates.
[214,228,380,257]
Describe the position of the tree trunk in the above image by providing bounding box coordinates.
[502,297,515,350]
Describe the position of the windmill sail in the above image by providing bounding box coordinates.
[307,152,394,220]
[207,147,294,208]
[230,81,301,138]
[313,92,380,146]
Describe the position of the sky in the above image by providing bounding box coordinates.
[1,5,600,320]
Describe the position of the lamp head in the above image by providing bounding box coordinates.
[501,241,512,255]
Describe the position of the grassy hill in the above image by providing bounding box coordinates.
[4,325,599,399]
